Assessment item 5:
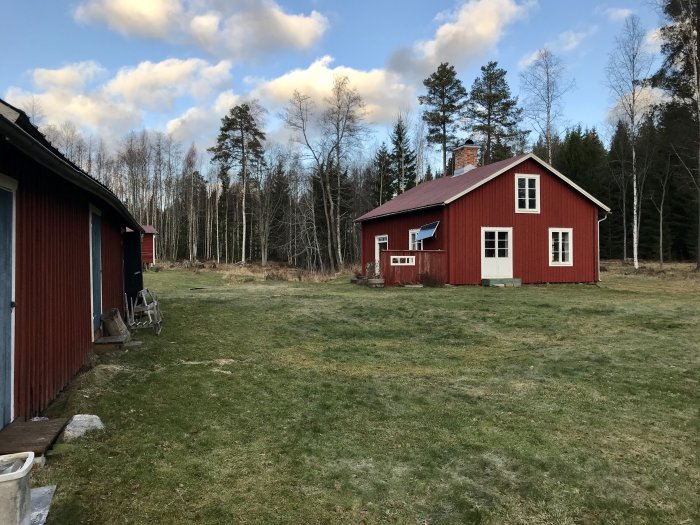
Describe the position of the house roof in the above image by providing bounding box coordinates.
[0,98,143,233]
[355,153,610,222]
[142,225,158,234]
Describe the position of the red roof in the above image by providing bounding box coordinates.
[355,153,609,222]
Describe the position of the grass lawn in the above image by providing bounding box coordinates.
[36,265,700,524]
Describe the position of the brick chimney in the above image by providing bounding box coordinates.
[452,140,479,176]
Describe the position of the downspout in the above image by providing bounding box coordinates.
[597,213,608,282]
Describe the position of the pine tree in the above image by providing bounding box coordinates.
[389,114,417,194]
[209,103,265,264]
[466,61,523,165]
[419,62,468,177]
[424,164,433,182]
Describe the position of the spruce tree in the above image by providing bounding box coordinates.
[389,114,417,194]
[466,61,523,164]
[419,62,468,177]
[373,143,392,206]
[424,164,433,182]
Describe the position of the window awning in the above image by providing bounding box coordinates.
[416,221,439,241]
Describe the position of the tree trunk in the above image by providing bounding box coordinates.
[632,144,639,269]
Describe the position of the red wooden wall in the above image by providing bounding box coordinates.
[1,139,127,420]
[360,208,446,274]
[446,158,599,284]
[141,233,154,264]
[380,250,448,286]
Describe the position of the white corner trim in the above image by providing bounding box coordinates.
[89,203,102,216]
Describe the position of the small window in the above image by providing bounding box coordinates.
[549,228,573,266]
[409,229,423,250]
[391,255,416,266]
[515,174,540,213]
[484,231,496,258]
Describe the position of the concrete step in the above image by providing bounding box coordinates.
[481,278,522,287]
[93,335,128,354]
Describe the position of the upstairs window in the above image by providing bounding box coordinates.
[409,229,423,250]
[515,174,540,213]
[550,228,573,266]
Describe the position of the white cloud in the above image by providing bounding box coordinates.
[389,0,535,77]
[4,58,232,146]
[166,90,241,146]
[644,27,662,53]
[607,86,667,125]
[73,0,328,61]
[104,58,231,110]
[75,0,184,39]
[517,26,598,69]
[603,7,634,22]
[33,61,106,91]
[252,56,416,125]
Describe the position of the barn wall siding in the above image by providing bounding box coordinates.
[141,233,154,265]
[0,140,127,419]
[380,250,448,285]
[446,159,599,284]
[101,212,125,317]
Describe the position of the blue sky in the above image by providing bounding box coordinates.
[1,0,661,158]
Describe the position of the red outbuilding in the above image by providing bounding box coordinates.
[356,142,610,286]
[141,225,158,265]
[0,99,143,429]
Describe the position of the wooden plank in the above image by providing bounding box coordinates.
[0,418,68,455]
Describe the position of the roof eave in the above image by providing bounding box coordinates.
[0,115,143,232]
[354,203,445,223]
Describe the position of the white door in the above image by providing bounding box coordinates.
[374,235,388,275]
[481,227,513,279]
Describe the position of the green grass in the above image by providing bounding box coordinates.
[36,268,700,524]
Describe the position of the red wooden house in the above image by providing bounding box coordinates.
[0,99,143,429]
[141,225,158,265]
[356,142,610,286]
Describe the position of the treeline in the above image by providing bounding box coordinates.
[34,0,697,270]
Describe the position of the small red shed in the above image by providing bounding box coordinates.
[0,99,143,428]
[356,144,610,286]
[141,225,158,265]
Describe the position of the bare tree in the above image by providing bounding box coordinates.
[322,76,368,269]
[606,14,654,269]
[520,48,573,164]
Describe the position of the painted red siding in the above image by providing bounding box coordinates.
[360,208,446,274]
[101,212,125,317]
[380,250,448,285]
[446,158,598,284]
[1,139,129,420]
[141,233,154,264]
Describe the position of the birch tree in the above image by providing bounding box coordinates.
[606,15,654,269]
[519,48,573,164]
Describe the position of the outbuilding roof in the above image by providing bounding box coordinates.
[142,225,158,234]
[0,98,142,232]
[355,153,610,222]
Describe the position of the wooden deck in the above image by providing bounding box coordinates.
[0,418,68,456]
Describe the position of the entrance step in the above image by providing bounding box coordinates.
[482,278,522,287]
[0,418,68,456]
[93,335,128,354]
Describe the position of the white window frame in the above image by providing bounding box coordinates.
[549,228,573,266]
[408,229,423,250]
[390,255,416,266]
[515,174,540,214]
